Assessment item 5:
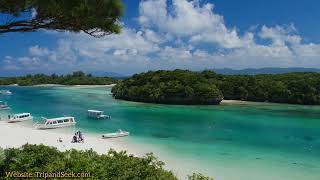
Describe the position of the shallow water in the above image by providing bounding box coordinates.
[1,86,319,180]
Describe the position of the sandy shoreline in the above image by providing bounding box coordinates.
[0,119,205,179]
[0,120,144,156]
[31,84,117,88]
[221,99,252,104]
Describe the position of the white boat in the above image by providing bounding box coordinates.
[0,90,12,95]
[35,116,76,129]
[102,129,129,139]
[87,110,111,119]
[7,113,33,123]
[0,101,10,110]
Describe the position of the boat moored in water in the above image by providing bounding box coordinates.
[87,110,111,119]
[0,101,10,110]
[102,129,129,139]
[7,113,33,123]
[0,90,12,95]
[35,116,76,129]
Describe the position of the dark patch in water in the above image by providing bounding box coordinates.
[291,162,317,168]
[303,136,315,142]
[219,152,230,156]
[214,137,233,142]
[152,133,171,139]
[87,94,99,98]
[255,157,263,160]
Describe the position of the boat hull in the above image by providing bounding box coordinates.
[8,117,33,123]
[102,132,129,139]
[36,122,76,130]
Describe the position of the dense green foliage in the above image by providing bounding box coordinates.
[112,70,320,105]
[0,71,117,86]
[112,70,223,105]
[210,71,320,105]
[0,144,212,179]
[0,144,176,179]
[0,0,123,37]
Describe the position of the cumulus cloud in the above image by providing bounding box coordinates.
[2,0,320,75]
[139,0,251,48]
[29,45,50,56]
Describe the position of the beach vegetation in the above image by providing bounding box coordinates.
[0,144,177,179]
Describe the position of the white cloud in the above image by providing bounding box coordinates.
[29,45,50,56]
[259,25,301,46]
[139,0,251,48]
[2,0,320,75]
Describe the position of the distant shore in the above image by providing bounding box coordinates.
[6,84,117,88]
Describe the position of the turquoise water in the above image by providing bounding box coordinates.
[0,86,320,180]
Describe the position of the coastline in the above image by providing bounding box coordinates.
[221,99,253,105]
[0,120,144,156]
[1,86,320,180]
[3,84,117,88]
[0,120,193,179]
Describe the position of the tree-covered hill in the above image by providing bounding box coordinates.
[206,71,320,104]
[112,70,320,105]
[112,70,224,105]
[0,71,117,86]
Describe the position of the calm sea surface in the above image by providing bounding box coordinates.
[0,86,319,180]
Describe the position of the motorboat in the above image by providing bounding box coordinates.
[7,113,33,123]
[87,110,111,119]
[0,101,9,110]
[102,129,129,139]
[0,90,12,95]
[35,116,76,129]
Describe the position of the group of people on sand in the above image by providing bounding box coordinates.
[72,131,84,143]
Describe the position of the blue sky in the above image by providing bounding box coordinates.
[1,0,320,76]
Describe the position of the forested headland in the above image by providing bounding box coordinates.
[0,71,117,86]
[112,70,320,105]
[112,70,224,105]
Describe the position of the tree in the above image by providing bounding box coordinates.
[0,0,124,37]
[1,144,177,179]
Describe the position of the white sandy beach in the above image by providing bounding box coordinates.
[32,84,117,88]
[0,120,144,156]
[0,119,199,179]
[221,99,251,104]
[0,119,208,179]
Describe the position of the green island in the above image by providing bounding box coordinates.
[112,70,224,105]
[0,144,212,180]
[0,71,117,86]
[112,69,320,105]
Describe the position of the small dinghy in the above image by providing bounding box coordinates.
[102,129,129,139]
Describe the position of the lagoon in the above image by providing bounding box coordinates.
[0,86,320,180]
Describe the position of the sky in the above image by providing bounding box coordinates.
[1,0,320,76]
